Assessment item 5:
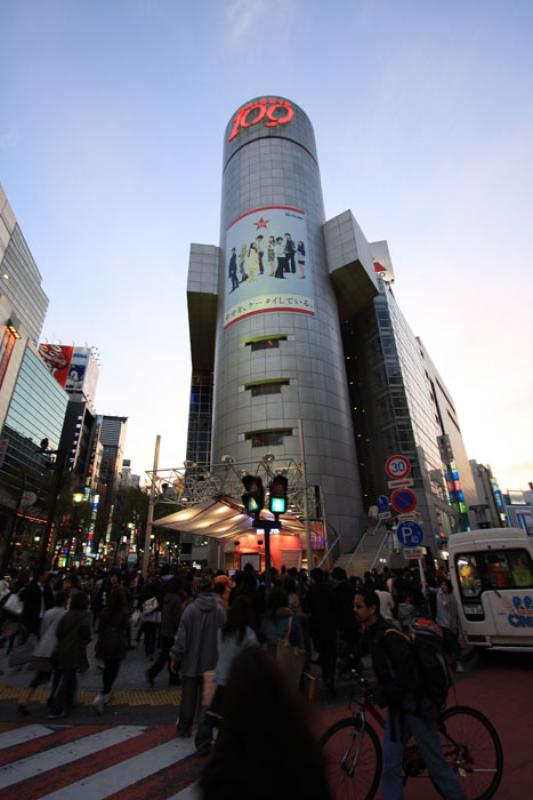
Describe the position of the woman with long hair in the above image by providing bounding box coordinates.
[199,647,332,799]
[48,591,91,719]
[196,595,257,754]
[93,586,130,713]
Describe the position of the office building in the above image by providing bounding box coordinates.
[185,96,480,561]
[0,183,49,345]
[469,460,507,529]
[95,415,128,546]
[0,342,68,563]
[119,459,141,489]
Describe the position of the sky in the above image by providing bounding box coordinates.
[1,0,532,491]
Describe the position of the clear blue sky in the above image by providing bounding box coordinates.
[1,0,532,489]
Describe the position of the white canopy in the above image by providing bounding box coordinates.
[154,497,305,540]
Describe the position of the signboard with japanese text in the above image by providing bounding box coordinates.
[224,205,315,329]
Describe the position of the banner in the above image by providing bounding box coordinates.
[38,344,74,387]
[224,205,315,329]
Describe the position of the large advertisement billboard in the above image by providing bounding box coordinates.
[38,344,74,387]
[223,205,315,329]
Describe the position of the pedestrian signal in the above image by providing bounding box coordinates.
[269,475,288,515]
[241,475,265,516]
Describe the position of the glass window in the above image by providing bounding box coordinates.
[455,553,483,599]
[483,549,533,590]
[245,428,292,448]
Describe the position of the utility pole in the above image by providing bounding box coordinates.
[298,418,313,570]
[142,434,160,577]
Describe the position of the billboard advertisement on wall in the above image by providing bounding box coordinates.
[38,344,74,387]
[223,205,315,329]
[65,347,99,403]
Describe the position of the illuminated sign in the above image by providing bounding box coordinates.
[228,97,294,142]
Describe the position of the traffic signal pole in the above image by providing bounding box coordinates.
[142,434,160,578]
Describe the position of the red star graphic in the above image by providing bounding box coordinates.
[254,217,269,229]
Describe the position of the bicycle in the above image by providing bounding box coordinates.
[320,670,503,800]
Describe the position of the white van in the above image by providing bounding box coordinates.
[449,527,533,652]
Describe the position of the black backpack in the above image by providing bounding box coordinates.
[409,617,452,718]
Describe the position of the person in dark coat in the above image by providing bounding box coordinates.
[228,248,239,291]
[331,566,358,648]
[22,568,54,637]
[92,586,130,713]
[302,568,337,692]
[48,591,91,719]
[146,576,183,687]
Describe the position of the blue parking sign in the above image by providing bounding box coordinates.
[377,495,389,513]
[396,520,424,548]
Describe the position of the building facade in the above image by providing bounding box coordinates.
[0,343,68,564]
[95,415,128,547]
[185,96,481,561]
[0,184,49,345]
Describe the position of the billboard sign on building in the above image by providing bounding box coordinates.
[370,240,395,283]
[38,344,74,387]
[228,97,294,142]
[224,205,315,329]
[66,347,99,403]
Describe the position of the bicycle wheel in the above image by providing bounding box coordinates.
[435,705,503,800]
[320,716,382,800]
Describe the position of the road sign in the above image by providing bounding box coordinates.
[404,547,426,560]
[385,454,411,481]
[379,511,392,521]
[390,488,417,515]
[387,477,414,489]
[377,495,389,513]
[396,520,424,547]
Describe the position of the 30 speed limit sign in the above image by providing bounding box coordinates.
[385,454,411,480]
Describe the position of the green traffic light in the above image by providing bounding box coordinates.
[247,496,259,512]
[270,496,286,514]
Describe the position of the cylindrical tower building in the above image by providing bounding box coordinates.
[209,96,365,551]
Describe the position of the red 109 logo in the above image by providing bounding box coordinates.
[228,97,294,142]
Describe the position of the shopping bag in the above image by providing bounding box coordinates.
[3,592,23,616]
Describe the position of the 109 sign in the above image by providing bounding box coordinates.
[228,97,294,142]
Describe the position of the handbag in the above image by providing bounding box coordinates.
[302,671,319,703]
[3,592,23,616]
[142,596,159,616]
[276,616,305,690]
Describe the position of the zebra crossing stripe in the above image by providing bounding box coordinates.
[0,725,54,751]
[106,751,201,800]
[38,738,197,800]
[167,782,200,799]
[0,725,104,769]
[0,725,146,791]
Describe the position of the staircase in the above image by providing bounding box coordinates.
[334,519,392,577]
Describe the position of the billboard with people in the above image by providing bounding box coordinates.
[223,205,315,329]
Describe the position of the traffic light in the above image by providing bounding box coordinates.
[241,475,265,516]
[269,474,288,515]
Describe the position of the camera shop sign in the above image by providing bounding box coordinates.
[228,97,294,142]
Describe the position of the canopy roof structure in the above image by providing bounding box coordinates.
[154,497,306,541]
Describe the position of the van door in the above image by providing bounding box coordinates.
[482,548,533,641]
[453,550,496,639]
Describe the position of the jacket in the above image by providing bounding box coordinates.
[303,583,336,642]
[97,609,130,661]
[259,608,304,654]
[170,592,226,677]
[22,581,54,630]
[357,615,418,709]
[160,592,182,639]
[55,610,92,671]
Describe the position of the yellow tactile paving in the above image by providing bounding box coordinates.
[0,683,181,707]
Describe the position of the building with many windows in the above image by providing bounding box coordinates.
[0,183,49,345]
[185,96,480,562]
[0,343,68,564]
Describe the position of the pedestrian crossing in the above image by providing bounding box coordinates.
[0,723,201,800]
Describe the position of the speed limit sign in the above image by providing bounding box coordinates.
[385,454,411,480]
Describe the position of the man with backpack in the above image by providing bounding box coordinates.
[353,590,467,800]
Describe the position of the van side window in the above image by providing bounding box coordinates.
[456,553,482,599]
[483,549,533,590]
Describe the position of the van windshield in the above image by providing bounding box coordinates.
[455,548,533,599]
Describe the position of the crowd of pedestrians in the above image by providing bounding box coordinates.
[1,557,465,798]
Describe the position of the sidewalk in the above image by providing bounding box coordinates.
[0,640,181,708]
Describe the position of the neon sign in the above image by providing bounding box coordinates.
[228,97,294,142]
